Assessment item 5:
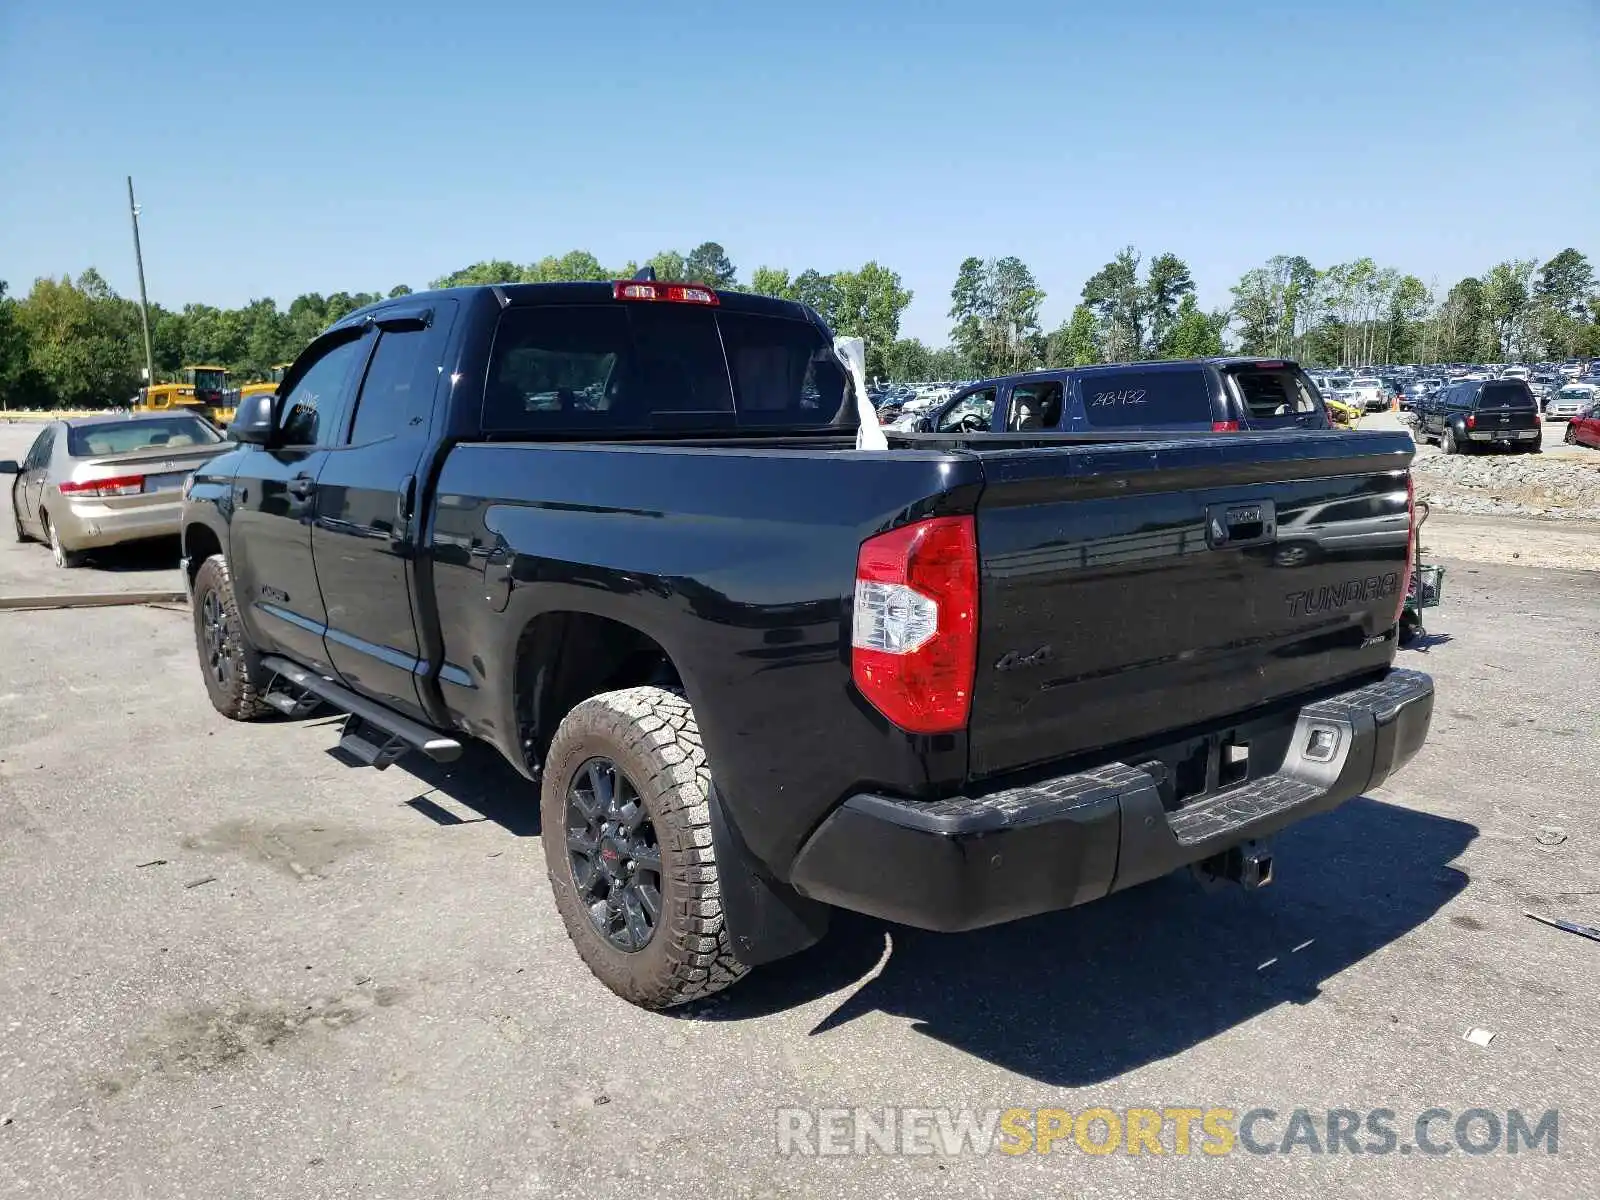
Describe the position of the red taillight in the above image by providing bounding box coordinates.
[611,281,719,305]
[1397,475,1416,626]
[58,474,144,497]
[1465,414,1476,429]
[1211,420,1240,432]
[851,515,978,735]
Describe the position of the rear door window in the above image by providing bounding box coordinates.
[1226,366,1325,429]
[1005,381,1065,430]
[347,329,431,445]
[1078,368,1212,427]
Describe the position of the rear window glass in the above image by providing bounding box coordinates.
[67,415,222,457]
[1476,382,1535,409]
[1078,369,1212,427]
[485,304,851,434]
[1229,368,1321,424]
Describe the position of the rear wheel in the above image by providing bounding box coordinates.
[44,514,85,568]
[1441,426,1461,455]
[192,554,270,720]
[540,685,747,1009]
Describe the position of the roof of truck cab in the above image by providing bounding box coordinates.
[332,282,824,330]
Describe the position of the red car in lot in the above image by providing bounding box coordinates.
[1565,402,1600,449]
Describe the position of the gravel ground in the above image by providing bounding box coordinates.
[1,561,1597,1199]
[1404,420,1600,521]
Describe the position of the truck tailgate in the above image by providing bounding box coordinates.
[966,431,1414,779]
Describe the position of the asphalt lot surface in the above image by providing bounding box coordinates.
[3,414,1599,1198]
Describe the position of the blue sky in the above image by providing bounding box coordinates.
[1,0,1595,342]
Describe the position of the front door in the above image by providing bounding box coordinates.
[228,331,371,673]
[312,303,455,719]
[15,425,57,538]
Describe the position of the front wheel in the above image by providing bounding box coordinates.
[191,554,271,720]
[540,686,748,1008]
[1566,425,1578,445]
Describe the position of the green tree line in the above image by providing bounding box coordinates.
[3,241,1594,408]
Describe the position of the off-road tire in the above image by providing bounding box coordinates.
[192,554,270,720]
[1441,425,1460,455]
[541,686,748,1008]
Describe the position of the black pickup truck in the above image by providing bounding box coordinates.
[181,281,1433,1008]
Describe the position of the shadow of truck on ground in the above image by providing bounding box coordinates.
[687,795,1476,1086]
[376,733,1473,1086]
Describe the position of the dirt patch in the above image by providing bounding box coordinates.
[1420,512,1600,573]
[96,984,405,1096]
[180,819,374,882]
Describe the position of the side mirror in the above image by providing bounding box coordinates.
[230,392,276,445]
[0,459,18,475]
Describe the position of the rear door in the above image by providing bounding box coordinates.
[965,436,1412,778]
[1473,380,1540,440]
[312,302,456,718]
[1070,365,1219,432]
[228,330,371,672]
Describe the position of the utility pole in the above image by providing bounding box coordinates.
[127,176,156,394]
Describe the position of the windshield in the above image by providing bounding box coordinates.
[190,368,227,394]
[485,303,852,435]
[67,415,223,456]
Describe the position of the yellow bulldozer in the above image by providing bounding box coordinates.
[234,363,291,413]
[136,365,235,426]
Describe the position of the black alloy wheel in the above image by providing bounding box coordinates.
[565,757,664,953]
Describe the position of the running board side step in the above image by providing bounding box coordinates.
[260,655,463,769]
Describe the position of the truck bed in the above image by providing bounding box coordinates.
[427,428,1416,877]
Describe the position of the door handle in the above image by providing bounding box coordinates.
[393,475,416,542]
[1206,499,1277,549]
[286,474,316,500]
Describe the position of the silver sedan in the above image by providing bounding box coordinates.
[1544,387,1596,421]
[2,412,230,568]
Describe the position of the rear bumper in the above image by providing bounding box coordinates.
[789,669,1434,932]
[51,496,183,550]
[1467,428,1539,441]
